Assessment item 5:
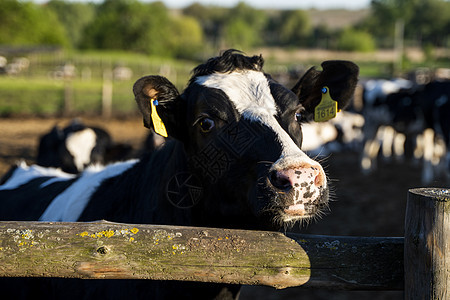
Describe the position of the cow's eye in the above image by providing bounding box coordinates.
[295,112,302,123]
[198,118,215,133]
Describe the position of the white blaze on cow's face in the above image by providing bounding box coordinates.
[196,70,300,157]
[65,128,97,172]
[196,70,328,222]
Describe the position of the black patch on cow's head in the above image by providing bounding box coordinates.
[291,60,359,120]
[189,49,264,81]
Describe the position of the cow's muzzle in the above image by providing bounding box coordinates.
[267,155,329,222]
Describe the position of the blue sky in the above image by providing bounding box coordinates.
[32,0,371,10]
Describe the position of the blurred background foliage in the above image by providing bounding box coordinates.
[0,0,449,116]
[1,0,449,55]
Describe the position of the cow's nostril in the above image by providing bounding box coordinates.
[269,170,292,191]
[314,170,325,187]
[314,174,322,186]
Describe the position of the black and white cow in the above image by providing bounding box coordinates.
[389,80,450,183]
[36,119,133,173]
[0,50,358,299]
[360,78,415,172]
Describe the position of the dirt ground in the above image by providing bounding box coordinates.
[0,116,447,300]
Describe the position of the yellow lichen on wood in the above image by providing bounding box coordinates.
[104,230,115,238]
[76,228,139,240]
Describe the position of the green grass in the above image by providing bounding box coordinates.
[357,61,394,78]
[1,49,445,116]
[0,78,64,115]
[0,50,197,116]
[0,77,133,116]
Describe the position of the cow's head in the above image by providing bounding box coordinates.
[134,50,358,230]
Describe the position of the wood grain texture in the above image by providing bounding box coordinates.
[405,188,450,300]
[0,220,403,290]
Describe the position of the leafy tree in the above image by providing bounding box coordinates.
[129,1,171,55]
[222,2,268,49]
[409,0,450,46]
[80,0,171,56]
[0,0,68,47]
[310,24,332,48]
[278,10,311,46]
[227,2,267,31]
[47,0,96,48]
[183,3,228,48]
[184,2,270,50]
[359,0,450,47]
[223,19,257,49]
[337,28,375,52]
[166,15,204,59]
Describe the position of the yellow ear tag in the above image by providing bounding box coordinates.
[150,98,168,137]
[314,86,339,122]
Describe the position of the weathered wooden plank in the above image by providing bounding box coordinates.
[405,188,450,300]
[0,221,403,290]
[288,233,404,290]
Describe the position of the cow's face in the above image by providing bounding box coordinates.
[134,50,358,230]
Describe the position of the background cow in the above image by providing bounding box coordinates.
[389,80,450,183]
[359,78,414,172]
[36,119,133,173]
[0,50,358,299]
[301,111,365,157]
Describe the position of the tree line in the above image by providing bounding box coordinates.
[0,0,449,59]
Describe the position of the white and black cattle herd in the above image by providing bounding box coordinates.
[359,76,450,183]
[0,50,359,299]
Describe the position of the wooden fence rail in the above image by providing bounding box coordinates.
[0,188,448,296]
[0,221,403,290]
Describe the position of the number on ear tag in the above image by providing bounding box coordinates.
[314,86,338,122]
[150,99,168,137]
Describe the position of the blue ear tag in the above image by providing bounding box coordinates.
[314,86,339,122]
[150,98,168,137]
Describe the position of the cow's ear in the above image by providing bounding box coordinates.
[292,60,359,120]
[133,75,185,140]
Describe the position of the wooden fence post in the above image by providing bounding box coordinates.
[63,78,73,115]
[102,68,113,118]
[405,188,450,300]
